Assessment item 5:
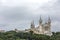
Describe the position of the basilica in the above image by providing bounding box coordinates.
[25,17,52,36]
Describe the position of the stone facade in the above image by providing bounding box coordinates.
[25,17,52,36]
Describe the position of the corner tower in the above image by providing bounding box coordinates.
[48,17,51,26]
[45,17,52,36]
[39,16,42,25]
[38,16,44,34]
[31,20,35,29]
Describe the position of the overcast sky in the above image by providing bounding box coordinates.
[0,0,60,32]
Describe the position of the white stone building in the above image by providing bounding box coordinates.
[25,17,52,36]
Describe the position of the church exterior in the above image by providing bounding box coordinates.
[25,17,52,36]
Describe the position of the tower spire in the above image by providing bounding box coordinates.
[39,16,42,25]
[31,20,35,29]
[48,17,51,24]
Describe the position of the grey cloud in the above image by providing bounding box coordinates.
[0,7,33,22]
[0,6,33,31]
[0,0,60,32]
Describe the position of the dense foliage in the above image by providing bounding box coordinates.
[0,31,60,40]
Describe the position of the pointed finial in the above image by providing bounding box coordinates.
[48,17,51,24]
[39,16,42,24]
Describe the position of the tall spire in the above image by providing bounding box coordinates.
[48,17,51,24]
[31,20,35,29]
[39,16,42,25]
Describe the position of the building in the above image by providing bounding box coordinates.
[25,17,52,36]
[0,30,5,33]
